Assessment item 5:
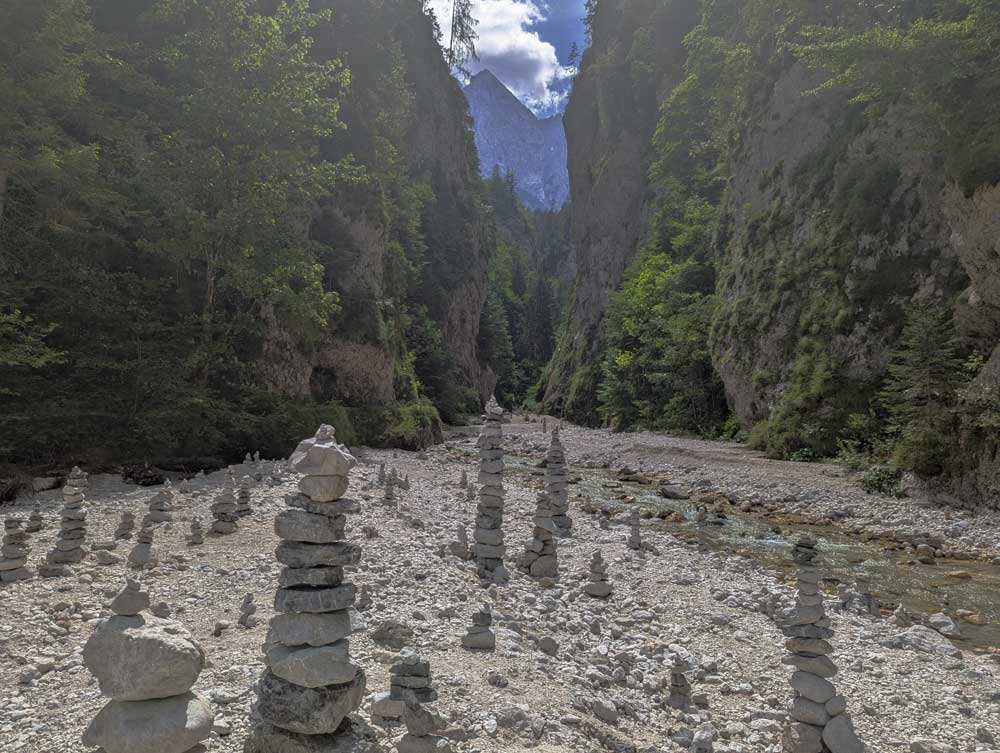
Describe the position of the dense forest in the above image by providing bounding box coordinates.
[0,0,567,469]
[541,0,999,504]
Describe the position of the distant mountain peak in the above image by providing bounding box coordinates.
[463,70,569,210]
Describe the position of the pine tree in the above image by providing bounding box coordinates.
[447,0,478,74]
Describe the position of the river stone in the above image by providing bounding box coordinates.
[396,733,453,753]
[82,692,213,753]
[279,566,344,588]
[267,611,361,646]
[782,722,823,753]
[782,653,837,677]
[910,740,959,753]
[275,584,356,613]
[297,475,350,503]
[826,695,848,716]
[276,541,361,569]
[286,495,360,517]
[289,432,356,477]
[790,696,830,726]
[786,637,832,655]
[822,713,864,753]
[244,722,378,753]
[791,671,836,704]
[83,615,205,700]
[881,625,961,658]
[275,510,346,543]
[265,641,358,687]
[254,669,366,734]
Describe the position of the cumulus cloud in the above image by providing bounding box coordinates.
[427,0,574,115]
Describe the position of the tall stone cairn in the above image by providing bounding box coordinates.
[25,506,43,534]
[626,508,642,551]
[236,475,253,518]
[245,424,369,753]
[393,651,452,753]
[211,472,239,535]
[83,578,214,753]
[1,517,31,582]
[474,397,506,584]
[115,510,136,541]
[781,536,865,753]
[187,517,204,546]
[666,653,692,709]
[461,604,496,650]
[39,466,88,577]
[517,492,559,578]
[546,428,572,535]
[584,550,612,598]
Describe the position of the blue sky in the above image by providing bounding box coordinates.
[427,0,588,116]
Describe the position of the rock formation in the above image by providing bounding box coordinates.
[666,653,692,710]
[142,488,173,526]
[1,517,31,582]
[239,593,258,628]
[187,517,204,546]
[83,578,214,753]
[474,397,507,584]
[781,536,865,753]
[461,604,495,650]
[114,510,135,541]
[393,651,451,753]
[584,550,612,598]
[517,492,559,578]
[626,508,642,551]
[25,507,43,534]
[211,473,238,535]
[128,523,158,570]
[245,424,368,752]
[39,466,88,577]
[237,475,253,517]
[546,428,572,535]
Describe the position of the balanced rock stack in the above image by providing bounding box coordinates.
[461,604,495,650]
[211,473,239,535]
[245,424,368,753]
[459,470,468,489]
[128,523,158,569]
[626,509,642,551]
[142,488,173,526]
[517,492,559,578]
[115,511,136,540]
[474,397,507,584]
[781,536,864,753]
[39,466,88,577]
[449,525,472,561]
[187,517,204,546]
[667,653,692,710]
[236,476,253,517]
[83,578,214,753]
[394,652,452,753]
[1,517,31,582]
[584,550,612,598]
[25,507,43,534]
[239,593,258,628]
[383,473,396,507]
[546,428,572,535]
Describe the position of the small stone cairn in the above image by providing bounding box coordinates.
[83,578,214,753]
[128,523,158,570]
[626,508,642,551]
[517,492,559,578]
[115,510,136,540]
[474,397,507,584]
[25,507,43,534]
[40,466,88,577]
[459,470,468,489]
[187,517,204,546]
[378,463,386,487]
[584,550,612,598]
[449,525,472,561]
[1,517,31,582]
[142,487,173,527]
[839,575,880,618]
[395,652,451,753]
[461,604,495,650]
[667,653,692,709]
[781,536,865,753]
[239,593,258,628]
[245,425,368,752]
[236,475,253,518]
[210,472,238,535]
[383,471,397,506]
[546,428,572,535]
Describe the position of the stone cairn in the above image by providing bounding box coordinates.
[395,651,452,753]
[667,653,693,710]
[25,507,43,534]
[546,428,572,535]
[187,517,204,546]
[626,508,642,551]
[83,578,214,753]
[245,424,368,752]
[378,463,386,487]
[839,575,880,618]
[461,604,495,650]
[142,487,173,527]
[115,510,136,541]
[474,397,507,584]
[383,472,397,507]
[236,475,253,518]
[1,517,31,583]
[449,525,472,561]
[210,472,238,535]
[584,550,612,598]
[459,469,468,489]
[781,536,864,753]
[239,593,258,628]
[40,466,88,577]
[517,492,559,578]
[128,523,158,569]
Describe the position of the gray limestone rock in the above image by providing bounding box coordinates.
[253,669,367,735]
[82,692,213,753]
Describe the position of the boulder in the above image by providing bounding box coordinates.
[82,692,213,753]
[882,625,961,658]
[254,669,366,735]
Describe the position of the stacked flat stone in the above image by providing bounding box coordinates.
[449,525,472,561]
[25,507,43,534]
[1,517,31,582]
[461,604,495,650]
[667,653,692,709]
[128,523,158,569]
[142,488,173,526]
[626,508,642,551]
[474,397,506,584]
[517,492,558,578]
[546,428,572,535]
[40,466,88,577]
[236,475,253,517]
[211,473,239,535]
[187,517,204,546]
[584,550,612,598]
[115,510,136,541]
[781,536,865,753]
[239,593,258,628]
[246,424,368,753]
[83,578,214,753]
[394,651,452,753]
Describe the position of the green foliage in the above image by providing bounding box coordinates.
[861,464,904,497]
[0,309,64,371]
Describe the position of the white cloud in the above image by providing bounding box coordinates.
[427,0,573,115]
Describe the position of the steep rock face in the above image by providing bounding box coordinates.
[463,70,569,211]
